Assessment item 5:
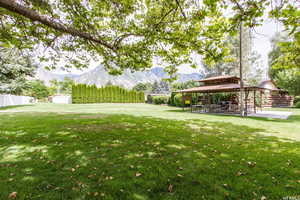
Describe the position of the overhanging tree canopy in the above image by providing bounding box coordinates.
[0,0,299,74]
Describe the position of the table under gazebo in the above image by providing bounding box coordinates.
[179,75,265,115]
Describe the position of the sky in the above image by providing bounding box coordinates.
[251,19,283,78]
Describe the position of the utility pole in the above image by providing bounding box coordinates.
[239,22,245,117]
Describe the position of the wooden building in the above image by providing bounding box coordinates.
[258,80,293,107]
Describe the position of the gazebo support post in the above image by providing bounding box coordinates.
[190,93,193,113]
[260,90,263,111]
[206,93,208,112]
[245,90,249,116]
[254,90,256,113]
[203,92,206,112]
[181,92,184,111]
[207,92,210,113]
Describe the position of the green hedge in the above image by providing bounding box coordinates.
[152,96,169,105]
[295,101,300,108]
[72,84,144,104]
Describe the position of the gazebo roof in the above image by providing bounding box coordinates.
[196,75,240,82]
[180,83,261,93]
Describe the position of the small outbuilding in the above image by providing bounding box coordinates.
[258,80,293,107]
[51,95,72,104]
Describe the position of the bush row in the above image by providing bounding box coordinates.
[169,93,194,107]
[152,96,169,105]
[147,93,189,106]
[169,93,239,107]
[72,84,144,103]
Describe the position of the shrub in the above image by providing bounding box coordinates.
[169,92,176,106]
[152,96,169,105]
[146,95,153,104]
[172,93,197,107]
[295,101,300,108]
[294,97,300,105]
[174,93,184,107]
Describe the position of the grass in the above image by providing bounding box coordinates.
[0,103,300,199]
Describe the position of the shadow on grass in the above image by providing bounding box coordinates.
[0,104,33,111]
[287,115,300,122]
[0,112,299,200]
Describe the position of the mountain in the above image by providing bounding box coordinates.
[149,67,202,83]
[36,65,203,88]
[74,66,160,88]
[150,67,167,78]
[35,68,80,86]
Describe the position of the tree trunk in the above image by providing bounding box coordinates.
[239,22,245,117]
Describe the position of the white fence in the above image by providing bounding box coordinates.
[52,95,72,104]
[0,94,33,107]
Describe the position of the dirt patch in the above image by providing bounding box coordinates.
[76,114,107,119]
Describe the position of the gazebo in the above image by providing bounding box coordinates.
[180,75,265,115]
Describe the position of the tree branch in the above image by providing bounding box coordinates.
[0,0,116,51]
[175,0,186,19]
[113,33,144,47]
[153,7,176,29]
[231,0,245,16]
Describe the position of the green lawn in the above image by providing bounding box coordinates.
[0,103,300,199]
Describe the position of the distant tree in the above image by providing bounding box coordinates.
[106,81,113,86]
[49,77,75,95]
[159,81,170,93]
[268,33,288,79]
[150,80,171,94]
[202,28,264,85]
[275,69,300,97]
[171,80,198,91]
[23,80,50,100]
[202,28,249,77]
[268,33,300,96]
[49,79,59,95]
[151,81,160,94]
[60,77,75,94]
[274,40,300,70]
[133,83,152,92]
[0,47,37,94]
[246,51,264,85]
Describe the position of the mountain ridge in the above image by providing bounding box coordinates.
[36,65,203,88]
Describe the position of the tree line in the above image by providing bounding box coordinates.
[268,33,300,97]
[132,80,199,94]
